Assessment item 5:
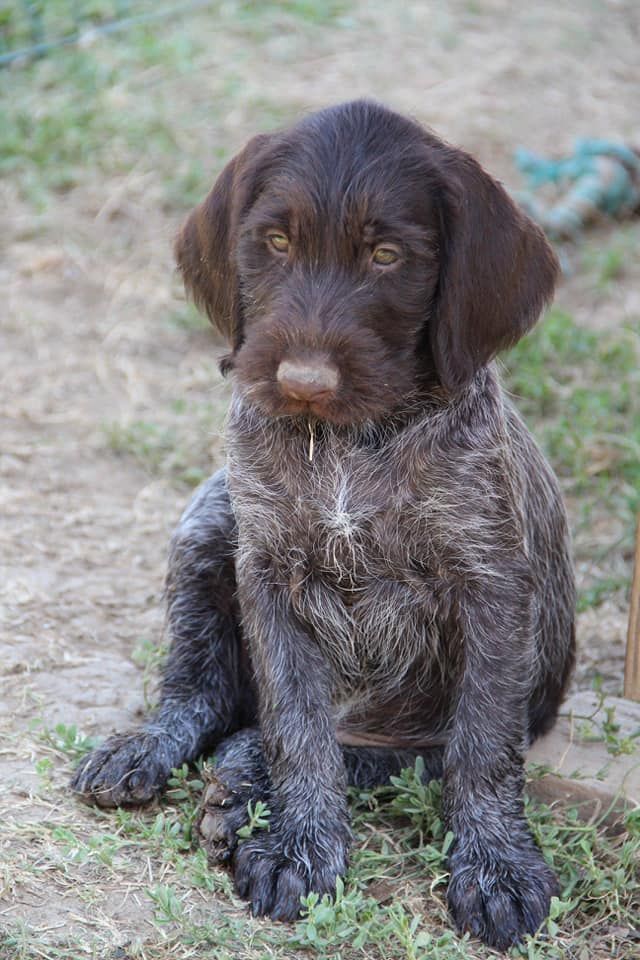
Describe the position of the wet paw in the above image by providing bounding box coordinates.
[197,727,271,863]
[70,732,171,808]
[233,826,350,922]
[447,840,559,950]
[197,769,264,864]
[196,728,350,921]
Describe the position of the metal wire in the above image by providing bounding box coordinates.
[0,0,212,67]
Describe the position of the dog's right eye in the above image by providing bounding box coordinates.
[267,232,290,254]
[371,245,401,267]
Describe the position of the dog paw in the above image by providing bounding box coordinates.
[197,769,263,864]
[70,732,171,807]
[197,727,272,863]
[447,840,559,950]
[233,826,350,922]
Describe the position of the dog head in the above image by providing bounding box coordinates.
[175,100,558,424]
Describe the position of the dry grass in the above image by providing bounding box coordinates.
[1,2,639,958]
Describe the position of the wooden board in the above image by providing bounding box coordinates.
[625,516,640,702]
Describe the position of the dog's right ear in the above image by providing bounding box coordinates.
[174,134,272,350]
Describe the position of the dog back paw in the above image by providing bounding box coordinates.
[197,758,271,864]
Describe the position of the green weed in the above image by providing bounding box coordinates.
[236,799,272,839]
[503,308,640,611]
[0,2,344,209]
[148,882,185,924]
[103,415,213,488]
[50,824,125,869]
[13,744,640,958]
[114,807,193,855]
[571,694,640,758]
[167,302,212,331]
[505,310,640,502]
[132,636,170,708]
[34,755,54,790]
[38,721,100,759]
[290,757,640,958]
[581,227,638,290]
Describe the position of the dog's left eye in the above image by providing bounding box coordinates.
[267,232,290,254]
[372,246,400,267]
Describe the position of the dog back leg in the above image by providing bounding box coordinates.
[71,469,252,806]
[342,745,444,789]
[527,525,576,743]
[197,729,444,867]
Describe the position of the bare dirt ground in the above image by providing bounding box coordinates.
[1,2,639,957]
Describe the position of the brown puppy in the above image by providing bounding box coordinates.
[73,101,575,950]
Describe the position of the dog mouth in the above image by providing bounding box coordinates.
[232,334,414,426]
[259,388,349,424]
[239,379,406,427]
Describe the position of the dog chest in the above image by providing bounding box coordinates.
[226,405,464,595]
[237,470,454,692]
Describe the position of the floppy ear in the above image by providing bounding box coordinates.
[430,148,559,393]
[174,134,272,350]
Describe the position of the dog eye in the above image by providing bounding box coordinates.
[267,232,290,254]
[372,246,400,267]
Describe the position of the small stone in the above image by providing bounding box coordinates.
[526,691,640,821]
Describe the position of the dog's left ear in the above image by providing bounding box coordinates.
[429,147,559,393]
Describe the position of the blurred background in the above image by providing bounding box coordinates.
[1,2,639,957]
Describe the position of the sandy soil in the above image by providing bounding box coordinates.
[1,1,639,954]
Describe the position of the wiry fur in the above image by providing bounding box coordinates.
[72,100,575,950]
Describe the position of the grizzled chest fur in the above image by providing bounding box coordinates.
[225,396,478,697]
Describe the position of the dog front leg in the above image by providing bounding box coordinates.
[444,577,559,951]
[231,554,351,922]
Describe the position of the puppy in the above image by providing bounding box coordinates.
[73,100,575,950]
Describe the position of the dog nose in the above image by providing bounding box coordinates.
[277,360,339,402]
